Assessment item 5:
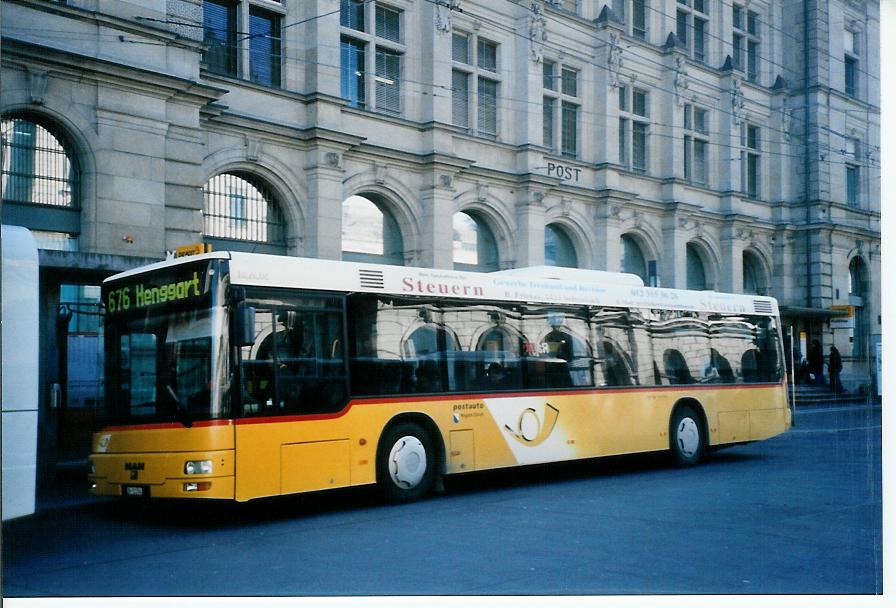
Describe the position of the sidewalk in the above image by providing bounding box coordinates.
[788,382,880,408]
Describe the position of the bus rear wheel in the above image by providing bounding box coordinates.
[670,406,705,466]
[377,422,436,503]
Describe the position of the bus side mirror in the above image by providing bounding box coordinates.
[234,304,256,347]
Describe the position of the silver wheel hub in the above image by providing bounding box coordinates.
[676,417,701,458]
[388,435,427,489]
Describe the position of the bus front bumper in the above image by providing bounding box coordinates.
[88,450,235,500]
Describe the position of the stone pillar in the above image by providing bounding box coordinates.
[304,148,346,260]
[514,188,547,268]
[419,169,458,269]
[662,203,700,289]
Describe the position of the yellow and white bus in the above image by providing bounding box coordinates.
[89,252,791,503]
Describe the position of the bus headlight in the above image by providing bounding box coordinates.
[184,460,212,475]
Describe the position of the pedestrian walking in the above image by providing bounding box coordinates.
[808,340,824,385]
[828,345,843,396]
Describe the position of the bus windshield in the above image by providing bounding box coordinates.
[103,260,230,426]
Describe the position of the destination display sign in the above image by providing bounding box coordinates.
[104,262,211,316]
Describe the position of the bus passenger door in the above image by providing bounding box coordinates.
[234,292,349,500]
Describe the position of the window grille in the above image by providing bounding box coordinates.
[1,117,78,208]
[203,173,286,245]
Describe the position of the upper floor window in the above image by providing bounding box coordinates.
[733,4,760,81]
[340,1,404,114]
[676,0,708,63]
[543,62,580,158]
[203,0,283,88]
[845,138,862,206]
[619,86,649,173]
[1,114,80,250]
[741,123,761,198]
[452,32,500,138]
[844,29,859,97]
[549,0,579,15]
[612,0,647,40]
[203,172,287,254]
[683,104,709,185]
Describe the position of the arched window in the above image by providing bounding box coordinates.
[849,257,868,357]
[686,243,707,291]
[848,257,866,298]
[544,224,578,268]
[342,194,404,265]
[1,113,80,250]
[453,211,498,272]
[203,172,287,254]
[743,251,766,295]
[620,234,648,282]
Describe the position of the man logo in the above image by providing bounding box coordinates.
[504,403,559,447]
[124,462,144,481]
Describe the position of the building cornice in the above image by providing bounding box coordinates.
[5,0,204,51]
[2,37,226,106]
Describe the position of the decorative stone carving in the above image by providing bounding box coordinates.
[529,2,548,63]
[608,33,623,88]
[476,182,489,202]
[245,137,261,161]
[28,69,49,105]
[325,152,341,168]
[375,163,388,184]
[781,98,793,141]
[731,79,745,126]
[674,57,689,106]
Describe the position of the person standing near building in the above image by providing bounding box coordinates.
[828,345,843,396]
[808,340,824,386]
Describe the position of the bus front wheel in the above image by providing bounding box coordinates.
[377,422,436,503]
[670,406,705,466]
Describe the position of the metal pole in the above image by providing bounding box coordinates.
[790,325,796,426]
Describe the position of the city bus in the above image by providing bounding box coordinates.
[88,252,791,503]
[2,225,40,520]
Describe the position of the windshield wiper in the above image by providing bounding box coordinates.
[166,385,193,428]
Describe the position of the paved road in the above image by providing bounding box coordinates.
[2,404,882,597]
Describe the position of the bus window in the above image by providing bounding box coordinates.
[592,307,645,387]
[663,349,695,385]
[239,294,347,415]
[522,307,593,389]
[708,348,735,383]
[598,340,634,387]
[404,321,459,393]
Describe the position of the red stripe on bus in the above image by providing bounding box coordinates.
[100,419,234,432]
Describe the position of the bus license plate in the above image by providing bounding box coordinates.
[124,485,148,497]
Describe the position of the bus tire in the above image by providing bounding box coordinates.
[670,405,705,466]
[377,422,436,503]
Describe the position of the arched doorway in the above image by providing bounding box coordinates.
[544,223,578,268]
[342,194,404,265]
[453,210,499,272]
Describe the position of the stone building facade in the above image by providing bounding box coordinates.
[1,0,881,480]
